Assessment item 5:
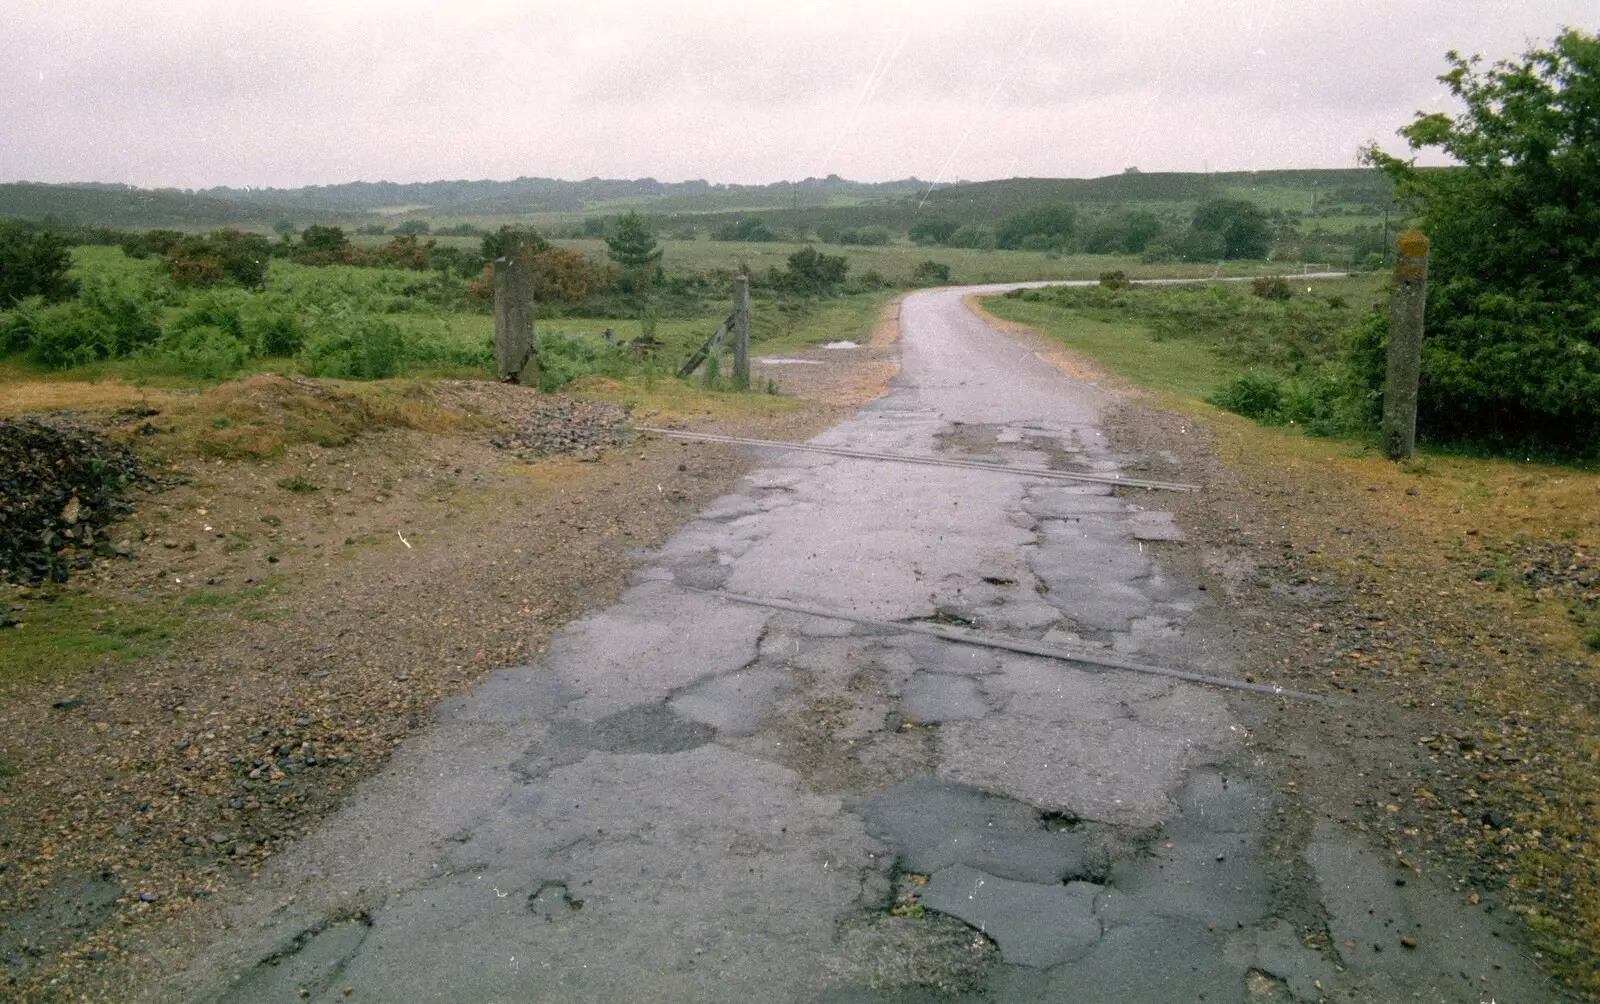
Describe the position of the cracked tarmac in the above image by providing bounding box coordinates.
[159,287,1559,1002]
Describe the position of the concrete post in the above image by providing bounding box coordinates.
[732,277,751,391]
[1382,229,1430,460]
[493,241,536,384]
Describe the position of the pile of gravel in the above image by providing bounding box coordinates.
[486,396,634,461]
[0,418,147,584]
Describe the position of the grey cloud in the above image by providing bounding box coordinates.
[0,0,1592,188]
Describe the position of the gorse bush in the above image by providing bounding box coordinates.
[166,229,273,288]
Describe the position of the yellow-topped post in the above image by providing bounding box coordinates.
[1383,229,1430,460]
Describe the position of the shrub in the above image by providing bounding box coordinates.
[370,235,436,270]
[0,223,79,305]
[532,331,628,393]
[1099,270,1131,290]
[911,261,952,286]
[168,230,272,287]
[393,220,431,236]
[532,249,616,302]
[782,246,849,293]
[1251,276,1292,301]
[298,317,405,380]
[155,323,251,380]
[293,225,367,267]
[3,276,163,368]
[1208,371,1287,423]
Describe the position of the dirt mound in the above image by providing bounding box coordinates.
[0,418,148,585]
[134,373,465,460]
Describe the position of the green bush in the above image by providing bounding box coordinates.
[298,317,405,379]
[1,276,162,367]
[911,261,952,286]
[1099,270,1131,290]
[1209,371,1286,422]
[154,323,251,380]
[781,246,849,293]
[533,332,628,393]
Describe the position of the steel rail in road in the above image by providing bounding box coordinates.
[687,586,1338,704]
[638,427,1200,492]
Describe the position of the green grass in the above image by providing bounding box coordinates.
[981,297,1239,400]
[3,592,183,681]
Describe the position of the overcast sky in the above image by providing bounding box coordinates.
[0,1,1590,190]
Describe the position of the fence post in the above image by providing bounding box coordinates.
[493,240,536,383]
[731,277,751,391]
[1382,229,1430,460]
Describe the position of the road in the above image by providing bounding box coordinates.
[166,286,1555,1002]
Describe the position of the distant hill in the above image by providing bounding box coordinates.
[0,182,350,229]
[0,169,1393,232]
[201,175,930,217]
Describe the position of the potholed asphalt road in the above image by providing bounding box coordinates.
[168,286,1554,1003]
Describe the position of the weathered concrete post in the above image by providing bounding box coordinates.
[731,277,751,391]
[1382,229,1430,460]
[493,241,536,384]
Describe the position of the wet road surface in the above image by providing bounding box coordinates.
[168,287,1556,1003]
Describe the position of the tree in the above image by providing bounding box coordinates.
[1188,199,1272,259]
[946,224,996,250]
[605,212,662,270]
[908,214,960,245]
[1361,29,1600,452]
[0,223,78,306]
[996,204,1077,250]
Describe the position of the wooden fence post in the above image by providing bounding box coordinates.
[493,241,536,383]
[731,277,751,391]
[1382,229,1430,460]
